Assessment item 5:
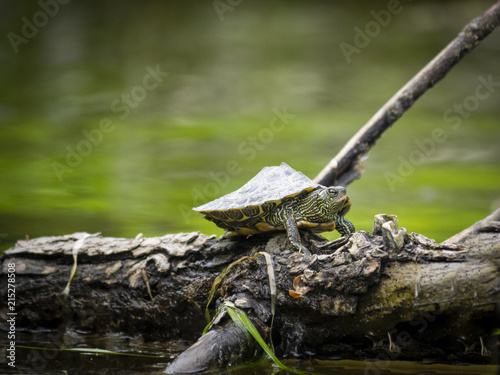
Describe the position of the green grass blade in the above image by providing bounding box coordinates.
[204,252,316,374]
[257,252,276,317]
[205,252,277,325]
[226,307,280,365]
[17,345,159,358]
[62,235,86,295]
[62,233,97,296]
[256,251,276,350]
[205,255,252,323]
[226,306,318,375]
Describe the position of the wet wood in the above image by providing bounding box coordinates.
[1,210,499,372]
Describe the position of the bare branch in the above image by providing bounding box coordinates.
[315,1,500,187]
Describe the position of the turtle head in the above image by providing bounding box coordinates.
[318,186,351,217]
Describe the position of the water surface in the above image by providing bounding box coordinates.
[0,1,499,373]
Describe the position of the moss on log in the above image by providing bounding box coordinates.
[1,211,499,372]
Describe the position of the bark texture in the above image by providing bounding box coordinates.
[1,211,499,372]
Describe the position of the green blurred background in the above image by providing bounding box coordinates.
[1,0,499,252]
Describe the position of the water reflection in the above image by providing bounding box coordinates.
[7,330,500,375]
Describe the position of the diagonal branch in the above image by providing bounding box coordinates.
[315,1,500,187]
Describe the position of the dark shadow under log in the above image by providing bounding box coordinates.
[1,211,499,372]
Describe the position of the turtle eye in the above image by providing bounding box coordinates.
[328,188,338,197]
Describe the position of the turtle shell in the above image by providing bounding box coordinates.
[193,162,322,232]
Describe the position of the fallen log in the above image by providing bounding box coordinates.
[1,210,499,372]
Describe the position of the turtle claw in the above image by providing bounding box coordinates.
[314,235,350,252]
[331,235,350,246]
[298,245,311,257]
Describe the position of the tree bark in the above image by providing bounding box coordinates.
[1,211,499,372]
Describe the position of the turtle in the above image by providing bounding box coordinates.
[193,162,355,256]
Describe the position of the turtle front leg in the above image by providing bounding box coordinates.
[284,214,311,256]
[336,216,355,237]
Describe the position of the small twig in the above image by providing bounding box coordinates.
[315,1,500,187]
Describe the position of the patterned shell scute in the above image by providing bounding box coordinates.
[194,162,320,212]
